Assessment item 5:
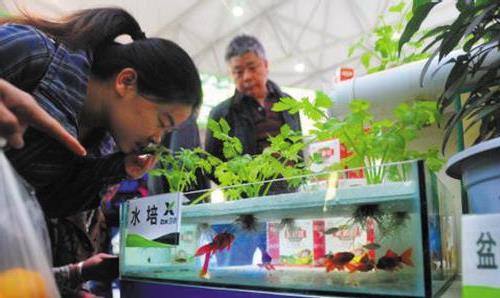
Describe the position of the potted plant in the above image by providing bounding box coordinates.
[399,0,500,213]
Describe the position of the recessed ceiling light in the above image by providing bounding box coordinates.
[294,63,305,73]
[232,6,244,17]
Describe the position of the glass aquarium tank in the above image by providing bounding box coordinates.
[120,160,458,298]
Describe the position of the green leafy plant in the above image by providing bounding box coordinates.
[349,1,430,74]
[275,92,444,184]
[207,118,308,200]
[399,0,500,150]
[148,116,308,203]
[149,147,219,194]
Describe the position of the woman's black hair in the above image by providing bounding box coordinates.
[1,7,202,110]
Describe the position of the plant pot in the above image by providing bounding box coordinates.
[446,137,500,214]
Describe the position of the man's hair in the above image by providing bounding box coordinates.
[225,34,266,62]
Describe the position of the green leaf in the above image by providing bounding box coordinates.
[301,99,323,121]
[272,97,303,114]
[361,52,372,69]
[207,118,220,134]
[462,4,496,43]
[438,16,469,60]
[314,91,333,109]
[310,152,323,164]
[399,2,439,54]
[350,100,370,113]
[389,2,405,13]
[280,124,291,136]
[412,0,433,12]
[272,102,291,112]
[219,118,231,134]
[348,44,357,58]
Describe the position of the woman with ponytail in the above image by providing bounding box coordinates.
[0,7,202,217]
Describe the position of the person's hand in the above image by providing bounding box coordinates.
[124,153,157,179]
[80,253,119,282]
[0,79,86,156]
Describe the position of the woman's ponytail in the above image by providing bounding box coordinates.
[1,7,202,110]
[0,7,144,51]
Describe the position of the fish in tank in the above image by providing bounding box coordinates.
[120,161,458,297]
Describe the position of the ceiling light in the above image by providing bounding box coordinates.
[232,6,244,17]
[294,63,305,73]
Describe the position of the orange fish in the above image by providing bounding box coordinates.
[324,252,355,272]
[195,231,235,278]
[348,253,375,272]
[376,248,414,271]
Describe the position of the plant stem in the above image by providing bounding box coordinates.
[189,190,214,205]
[262,159,290,196]
[376,146,389,182]
[176,163,186,191]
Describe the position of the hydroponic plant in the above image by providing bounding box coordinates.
[349,1,430,74]
[273,91,444,184]
[148,117,308,203]
[148,146,219,197]
[207,118,308,200]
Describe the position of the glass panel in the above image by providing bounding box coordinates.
[425,169,460,297]
[120,160,456,297]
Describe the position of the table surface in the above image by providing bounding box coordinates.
[119,278,463,298]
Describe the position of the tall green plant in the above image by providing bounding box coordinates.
[208,118,308,200]
[274,92,443,184]
[399,0,500,150]
[148,117,309,203]
[349,1,430,74]
[148,147,219,193]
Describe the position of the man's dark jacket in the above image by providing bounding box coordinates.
[205,80,301,160]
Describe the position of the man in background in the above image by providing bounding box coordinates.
[205,35,302,266]
[205,34,302,195]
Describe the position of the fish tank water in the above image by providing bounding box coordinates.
[120,160,458,297]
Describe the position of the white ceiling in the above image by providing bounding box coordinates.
[1,0,458,91]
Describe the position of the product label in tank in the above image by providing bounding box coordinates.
[126,192,184,245]
[462,213,500,297]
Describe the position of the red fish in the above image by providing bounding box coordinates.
[376,248,414,271]
[348,253,375,272]
[195,231,235,278]
[324,252,355,272]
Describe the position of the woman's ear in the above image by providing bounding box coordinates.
[115,68,138,97]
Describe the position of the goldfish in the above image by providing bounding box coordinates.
[258,251,276,271]
[324,252,355,272]
[348,253,375,272]
[195,231,235,278]
[376,248,414,271]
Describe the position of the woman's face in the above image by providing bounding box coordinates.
[109,96,191,154]
[104,68,193,154]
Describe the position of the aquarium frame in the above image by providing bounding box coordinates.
[121,160,454,298]
[417,160,432,298]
